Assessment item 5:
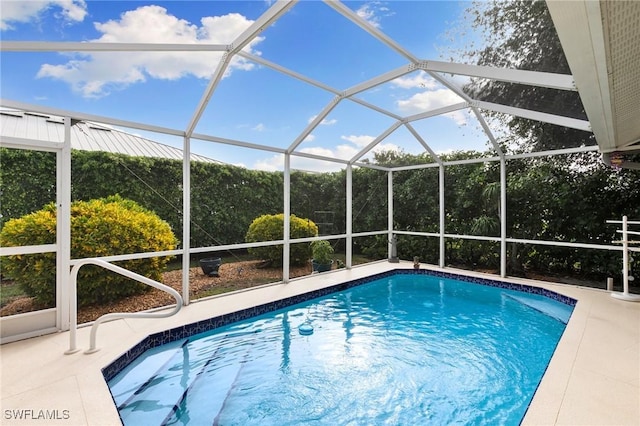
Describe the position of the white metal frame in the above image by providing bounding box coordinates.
[0,134,64,343]
[1,0,634,345]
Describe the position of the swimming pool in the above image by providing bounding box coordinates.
[105,271,575,425]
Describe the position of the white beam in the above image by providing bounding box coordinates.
[425,72,504,157]
[291,149,350,166]
[237,51,340,95]
[186,0,297,138]
[391,162,440,172]
[0,99,184,137]
[388,171,394,259]
[344,65,412,97]
[229,1,297,55]
[324,0,418,63]
[350,120,402,163]
[181,136,191,306]
[439,165,445,268]
[474,100,592,132]
[348,97,403,121]
[238,51,404,122]
[0,136,63,151]
[404,123,441,164]
[471,108,503,158]
[185,53,232,138]
[419,60,576,91]
[283,154,291,283]
[288,96,342,153]
[191,132,286,154]
[500,158,507,278]
[352,162,391,172]
[406,102,468,123]
[346,165,353,268]
[506,145,598,160]
[57,117,72,331]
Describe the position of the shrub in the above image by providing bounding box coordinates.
[245,214,318,266]
[310,240,334,265]
[0,195,178,307]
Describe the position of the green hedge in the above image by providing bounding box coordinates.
[0,195,178,307]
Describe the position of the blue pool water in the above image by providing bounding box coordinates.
[107,273,573,425]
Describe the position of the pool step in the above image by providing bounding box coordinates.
[160,334,257,425]
[113,335,231,426]
[111,328,262,426]
[503,293,573,324]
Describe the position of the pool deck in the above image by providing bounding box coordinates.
[1,262,639,425]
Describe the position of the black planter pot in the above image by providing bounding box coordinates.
[312,259,333,273]
[199,257,222,277]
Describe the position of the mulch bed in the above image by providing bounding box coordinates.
[3,262,635,325]
[0,260,315,324]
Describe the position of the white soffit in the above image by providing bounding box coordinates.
[547,0,640,153]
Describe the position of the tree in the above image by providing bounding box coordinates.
[456,0,594,152]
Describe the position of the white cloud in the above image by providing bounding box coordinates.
[253,133,391,172]
[340,134,375,148]
[307,115,337,126]
[252,157,280,172]
[372,142,400,155]
[391,71,437,90]
[355,2,393,29]
[36,5,264,98]
[396,89,467,125]
[253,123,266,132]
[1,0,87,30]
[304,134,315,142]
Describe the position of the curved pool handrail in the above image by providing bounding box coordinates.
[65,258,183,355]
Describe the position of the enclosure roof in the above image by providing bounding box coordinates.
[547,0,640,154]
[0,0,632,169]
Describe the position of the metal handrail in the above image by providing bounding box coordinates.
[65,258,183,355]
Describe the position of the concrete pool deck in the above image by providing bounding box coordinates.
[1,262,639,425]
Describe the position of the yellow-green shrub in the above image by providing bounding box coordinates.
[245,214,318,266]
[0,195,178,307]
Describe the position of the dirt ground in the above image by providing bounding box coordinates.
[0,260,315,324]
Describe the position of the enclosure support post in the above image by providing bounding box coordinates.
[500,158,507,277]
[58,116,72,332]
[439,165,445,268]
[283,154,291,283]
[181,136,191,306]
[388,171,394,260]
[346,165,353,268]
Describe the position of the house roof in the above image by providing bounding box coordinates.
[0,109,221,164]
[547,0,640,154]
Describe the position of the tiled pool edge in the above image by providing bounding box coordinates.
[102,268,577,382]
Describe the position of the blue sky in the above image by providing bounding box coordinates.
[1,1,493,171]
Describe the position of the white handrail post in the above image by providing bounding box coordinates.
[64,262,81,354]
[64,258,184,354]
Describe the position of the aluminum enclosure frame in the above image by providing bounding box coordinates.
[0,0,628,342]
